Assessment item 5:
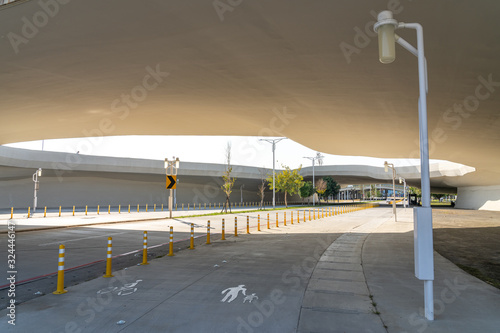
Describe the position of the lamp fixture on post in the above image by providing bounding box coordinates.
[375,10,434,320]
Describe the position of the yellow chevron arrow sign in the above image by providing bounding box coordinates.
[166,175,177,189]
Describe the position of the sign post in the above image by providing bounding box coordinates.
[165,158,179,219]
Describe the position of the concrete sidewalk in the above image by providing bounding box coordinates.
[1,207,499,332]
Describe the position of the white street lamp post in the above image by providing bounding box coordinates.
[384,161,397,221]
[304,153,323,206]
[32,168,42,213]
[260,138,286,209]
[165,157,180,219]
[375,10,434,320]
[399,177,407,209]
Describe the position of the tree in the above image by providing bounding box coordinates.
[257,168,267,210]
[299,181,314,203]
[221,142,236,213]
[267,165,304,208]
[316,179,327,203]
[322,176,340,203]
[409,186,422,197]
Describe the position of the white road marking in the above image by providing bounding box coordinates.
[38,231,129,246]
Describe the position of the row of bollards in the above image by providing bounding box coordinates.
[52,203,379,294]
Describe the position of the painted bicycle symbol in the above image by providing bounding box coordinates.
[97,279,143,296]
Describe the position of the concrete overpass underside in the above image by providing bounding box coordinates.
[1,0,499,209]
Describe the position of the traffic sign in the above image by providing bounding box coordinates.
[166,175,177,189]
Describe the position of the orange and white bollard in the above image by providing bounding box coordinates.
[206,220,211,244]
[258,215,261,231]
[59,206,61,217]
[108,205,111,214]
[45,206,47,218]
[85,205,88,216]
[53,244,68,294]
[28,207,30,218]
[190,224,195,249]
[103,237,114,278]
[221,219,226,240]
[168,227,174,256]
[267,213,270,229]
[72,206,75,216]
[97,205,100,215]
[304,210,306,222]
[146,204,148,212]
[234,217,238,237]
[309,210,311,221]
[119,205,121,214]
[284,212,287,226]
[276,212,279,227]
[11,207,13,219]
[291,211,294,224]
[247,216,250,234]
[154,204,156,212]
[141,231,149,265]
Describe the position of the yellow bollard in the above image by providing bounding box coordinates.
[267,213,270,229]
[119,205,121,214]
[188,203,190,210]
[146,204,148,212]
[276,212,279,227]
[304,210,306,222]
[137,204,140,213]
[11,207,13,219]
[59,206,61,217]
[72,206,75,217]
[204,203,206,209]
[234,217,238,237]
[313,209,316,220]
[141,231,149,265]
[45,206,47,218]
[291,211,294,224]
[128,204,130,213]
[154,204,156,212]
[206,220,211,244]
[199,203,201,210]
[222,219,226,240]
[108,205,111,214]
[53,244,68,294]
[247,216,250,234]
[168,227,174,256]
[258,215,261,231]
[85,205,88,216]
[28,207,30,218]
[309,210,311,221]
[103,237,114,278]
[284,212,287,226]
[322,208,324,218]
[97,205,100,215]
[190,224,195,249]
[182,204,184,210]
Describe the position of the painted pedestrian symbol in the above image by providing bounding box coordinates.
[221,285,247,303]
[243,293,259,303]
